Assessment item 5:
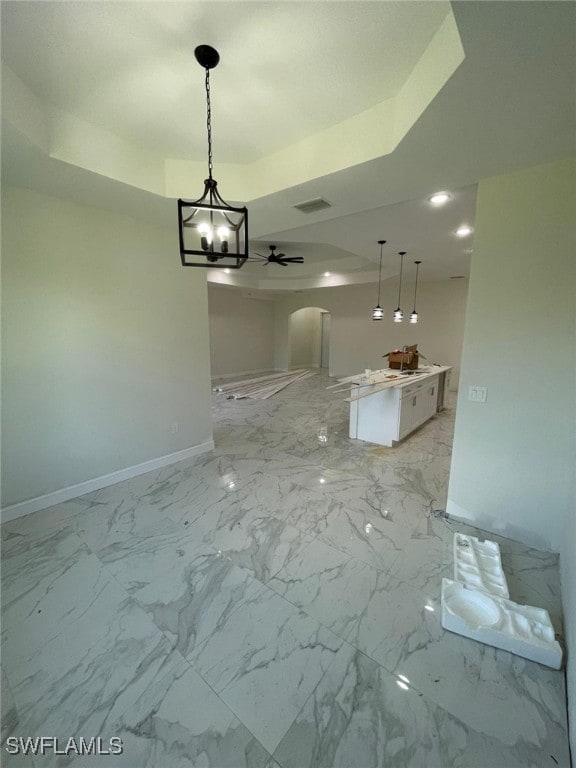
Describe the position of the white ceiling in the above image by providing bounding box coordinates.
[2,2,574,292]
[1,1,451,162]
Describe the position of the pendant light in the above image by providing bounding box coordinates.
[178,45,249,269]
[410,260,422,324]
[372,239,386,320]
[393,251,406,322]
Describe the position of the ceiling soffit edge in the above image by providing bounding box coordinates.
[2,12,464,203]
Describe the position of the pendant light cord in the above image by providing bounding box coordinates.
[205,67,213,180]
[397,252,404,306]
[377,243,383,305]
[413,261,420,308]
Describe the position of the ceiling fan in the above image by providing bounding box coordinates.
[249,245,304,267]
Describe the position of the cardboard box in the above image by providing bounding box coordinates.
[385,345,420,370]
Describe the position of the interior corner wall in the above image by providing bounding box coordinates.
[289,307,323,368]
[1,186,214,509]
[207,286,275,377]
[274,279,468,386]
[446,157,575,552]
[445,157,575,756]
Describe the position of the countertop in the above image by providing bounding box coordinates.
[344,365,451,390]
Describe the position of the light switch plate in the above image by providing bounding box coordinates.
[468,386,487,403]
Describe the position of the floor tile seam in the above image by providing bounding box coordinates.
[102,646,274,765]
[334,639,516,748]
[267,640,385,765]
[314,531,405,578]
[179,573,272,659]
[131,554,269,649]
[179,603,332,758]
[1,523,90,569]
[87,652,195,740]
[356,636,571,749]
[263,569,365,650]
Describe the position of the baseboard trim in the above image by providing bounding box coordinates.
[211,367,280,381]
[0,440,215,524]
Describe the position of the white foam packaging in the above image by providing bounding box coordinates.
[441,533,563,669]
[453,534,509,598]
[441,578,563,669]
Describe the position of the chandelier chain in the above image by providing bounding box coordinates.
[205,67,213,179]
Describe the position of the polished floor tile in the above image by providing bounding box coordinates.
[1,370,569,766]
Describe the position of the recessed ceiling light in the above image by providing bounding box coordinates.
[324,272,331,277]
[428,191,451,206]
[224,268,230,274]
[456,225,473,237]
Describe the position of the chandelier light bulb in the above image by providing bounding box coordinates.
[217,225,230,253]
[198,222,212,251]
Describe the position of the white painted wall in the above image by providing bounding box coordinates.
[446,158,576,756]
[446,158,575,754]
[289,307,324,368]
[208,286,275,377]
[274,279,468,387]
[447,158,575,551]
[563,504,576,759]
[1,186,213,509]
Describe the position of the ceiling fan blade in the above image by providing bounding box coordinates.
[281,257,304,263]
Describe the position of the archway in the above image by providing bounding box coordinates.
[288,307,330,369]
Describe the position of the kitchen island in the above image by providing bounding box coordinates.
[344,366,451,447]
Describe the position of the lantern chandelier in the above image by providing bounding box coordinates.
[178,45,249,269]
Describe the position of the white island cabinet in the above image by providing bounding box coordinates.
[347,366,451,447]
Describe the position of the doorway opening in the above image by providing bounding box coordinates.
[288,307,329,369]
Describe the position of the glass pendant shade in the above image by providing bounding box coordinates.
[410,311,419,324]
[178,45,249,269]
[393,308,404,323]
[372,239,386,320]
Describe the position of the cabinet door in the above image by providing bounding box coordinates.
[414,389,429,427]
[398,396,413,439]
[426,382,437,418]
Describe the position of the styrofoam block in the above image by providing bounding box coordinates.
[453,533,509,598]
[441,579,562,669]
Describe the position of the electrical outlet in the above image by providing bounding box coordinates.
[468,386,487,403]
[171,422,179,434]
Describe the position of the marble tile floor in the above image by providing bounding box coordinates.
[1,370,570,767]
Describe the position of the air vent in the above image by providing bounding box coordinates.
[293,197,332,214]
[450,275,466,280]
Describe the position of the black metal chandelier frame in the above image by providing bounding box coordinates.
[178,45,249,269]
